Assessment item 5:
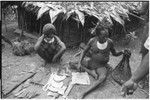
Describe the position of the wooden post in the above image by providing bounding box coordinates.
[59,19,63,41]
[68,21,71,46]
[3,11,7,32]
[19,7,24,40]
[80,26,83,43]
[39,19,42,37]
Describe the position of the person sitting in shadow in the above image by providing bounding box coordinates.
[34,23,66,67]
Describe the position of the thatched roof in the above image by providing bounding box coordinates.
[21,1,142,30]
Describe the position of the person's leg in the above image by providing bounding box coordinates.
[140,45,148,59]
[79,67,107,99]
[69,58,98,79]
[81,58,98,79]
[36,48,52,66]
[136,52,149,88]
[55,49,66,62]
[139,36,148,87]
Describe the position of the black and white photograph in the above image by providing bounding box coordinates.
[1,1,149,99]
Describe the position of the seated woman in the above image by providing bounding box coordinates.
[78,25,124,99]
[34,23,66,66]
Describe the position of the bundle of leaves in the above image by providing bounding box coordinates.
[12,39,35,56]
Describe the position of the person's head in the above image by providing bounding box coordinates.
[96,26,108,43]
[42,23,56,42]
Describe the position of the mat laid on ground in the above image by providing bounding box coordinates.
[2,72,36,97]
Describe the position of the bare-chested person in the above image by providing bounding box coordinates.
[34,23,66,66]
[78,25,124,99]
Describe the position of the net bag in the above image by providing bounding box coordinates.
[111,49,132,85]
[12,40,34,56]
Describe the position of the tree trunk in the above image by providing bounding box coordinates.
[19,7,24,40]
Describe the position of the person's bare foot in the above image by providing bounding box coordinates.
[91,70,99,80]
[78,93,86,99]
[42,61,48,67]
[44,67,51,76]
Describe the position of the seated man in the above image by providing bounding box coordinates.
[34,23,66,66]
[78,25,124,99]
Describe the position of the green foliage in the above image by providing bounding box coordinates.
[22,2,142,28]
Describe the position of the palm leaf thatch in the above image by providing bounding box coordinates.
[22,1,142,28]
[22,2,66,24]
[37,6,49,20]
[2,1,143,48]
[49,8,65,23]
[18,1,143,39]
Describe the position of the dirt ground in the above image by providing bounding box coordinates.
[2,21,149,99]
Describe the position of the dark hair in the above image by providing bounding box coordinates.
[42,23,56,35]
[96,25,108,36]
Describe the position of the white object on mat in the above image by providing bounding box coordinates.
[71,72,90,85]
[53,74,66,82]
[43,73,67,95]
[62,72,90,98]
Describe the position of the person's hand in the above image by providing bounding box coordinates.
[120,49,124,55]
[121,50,124,55]
[121,79,138,97]
[52,56,57,63]
[41,34,45,39]
[78,61,84,72]
[78,61,81,70]
[38,34,45,41]
[123,48,131,55]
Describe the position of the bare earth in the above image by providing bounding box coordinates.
[2,22,149,99]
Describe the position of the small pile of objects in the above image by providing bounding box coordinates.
[43,70,90,99]
[12,39,35,56]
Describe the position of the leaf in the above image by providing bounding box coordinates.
[65,10,74,20]
[37,6,49,20]
[49,9,65,23]
[104,12,113,24]
[75,10,85,26]
[35,2,46,7]
[115,8,128,18]
[24,2,33,8]
[21,1,142,31]
[110,10,124,25]
[91,12,101,21]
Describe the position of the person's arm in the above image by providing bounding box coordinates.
[131,53,149,83]
[79,38,93,64]
[110,40,123,56]
[121,53,149,97]
[52,36,66,62]
[34,34,44,51]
